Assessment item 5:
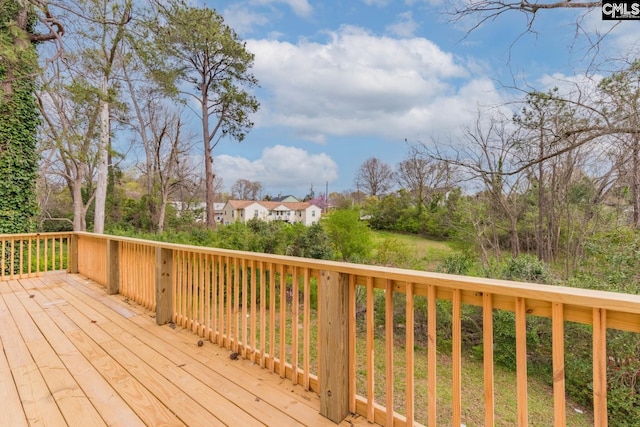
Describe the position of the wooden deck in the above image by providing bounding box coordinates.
[0,272,369,427]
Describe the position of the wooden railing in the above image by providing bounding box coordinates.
[0,232,72,280]
[4,231,640,426]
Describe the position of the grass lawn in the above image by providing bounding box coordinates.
[259,302,594,427]
[370,230,457,270]
[353,333,594,426]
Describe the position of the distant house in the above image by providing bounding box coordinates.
[271,195,300,203]
[222,200,322,226]
[172,202,226,223]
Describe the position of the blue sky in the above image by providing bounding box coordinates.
[198,0,635,199]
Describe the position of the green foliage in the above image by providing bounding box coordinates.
[372,238,419,269]
[563,228,640,424]
[363,189,460,240]
[574,228,640,294]
[0,1,39,233]
[322,209,372,262]
[286,223,333,260]
[483,254,551,284]
[113,220,333,261]
[365,191,413,231]
[146,3,259,141]
[437,251,476,275]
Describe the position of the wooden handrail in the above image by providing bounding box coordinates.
[8,231,640,426]
[0,232,72,280]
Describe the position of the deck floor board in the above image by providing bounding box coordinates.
[0,273,369,427]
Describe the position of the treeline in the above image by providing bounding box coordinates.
[347,62,640,280]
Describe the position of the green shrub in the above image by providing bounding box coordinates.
[481,254,550,284]
[437,251,475,275]
[373,238,419,269]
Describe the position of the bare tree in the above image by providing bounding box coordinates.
[396,146,451,211]
[66,0,133,234]
[597,60,640,226]
[37,59,101,231]
[515,89,585,261]
[354,157,395,198]
[424,112,529,256]
[448,1,599,27]
[148,111,192,232]
[231,179,262,200]
[446,1,606,59]
[122,54,195,232]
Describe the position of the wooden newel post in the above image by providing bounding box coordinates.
[67,233,79,274]
[155,247,173,325]
[319,270,350,424]
[106,239,119,295]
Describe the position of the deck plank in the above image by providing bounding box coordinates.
[0,284,68,426]
[18,278,147,427]
[5,280,107,427]
[60,276,305,426]
[0,314,28,427]
[63,273,345,426]
[1,273,372,427]
[46,276,264,427]
[34,277,194,426]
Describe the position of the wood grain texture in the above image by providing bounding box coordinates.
[0,272,368,427]
[319,270,350,423]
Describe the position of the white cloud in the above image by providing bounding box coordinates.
[247,26,500,142]
[386,11,419,38]
[215,145,339,192]
[222,0,313,35]
[250,0,313,17]
[362,0,390,6]
[283,0,313,17]
[222,4,270,35]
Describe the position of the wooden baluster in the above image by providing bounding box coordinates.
[427,284,437,427]
[516,297,528,427]
[303,267,311,390]
[593,308,608,427]
[385,279,394,427]
[269,263,276,372]
[250,259,257,362]
[366,276,375,422]
[552,302,566,426]
[406,282,415,426]
[452,289,462,427]
[279,263,286,378]
[292,266,299,385]
[483,292,495,427]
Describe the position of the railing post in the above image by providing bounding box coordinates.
[106,239,120,295]
[155,247,173,325]
[319,269,350,423]
[67,233,79,274]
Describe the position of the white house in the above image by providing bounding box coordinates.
[222,200,322,226]
[171,202,225,223]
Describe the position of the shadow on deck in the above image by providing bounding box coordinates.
[0,272,368,427]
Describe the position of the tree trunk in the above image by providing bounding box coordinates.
[537,133,545,261]
[94,76,109,234]
[71,164,87,231]
[201,78,217,229]
[510,215,520,257]
[158,193,168,233]
[632,135,639,228]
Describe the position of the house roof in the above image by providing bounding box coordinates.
[225,200,320,211]
[271,195,300,202]
[227,200,257,209]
